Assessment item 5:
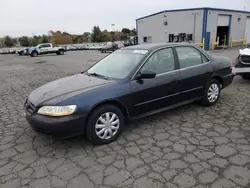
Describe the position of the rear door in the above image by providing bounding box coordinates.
[130,47,180,117]
[174,46,213,101]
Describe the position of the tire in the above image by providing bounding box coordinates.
[241,74,250,80]
[201,79,221,106]
[58,49,64,55]
[86,105,124,145]
[31,51,38,57]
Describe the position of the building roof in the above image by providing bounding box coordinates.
[136,7,250,21]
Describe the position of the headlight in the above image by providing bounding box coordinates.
[37,105,76,117]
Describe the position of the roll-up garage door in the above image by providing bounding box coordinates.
[245,17,250,43]
[217,15,230,26]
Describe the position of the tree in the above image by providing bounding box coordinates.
[91,26,103,42]
[41,35,49,43]
[130,28,137,36]
[19,36,30,47]
[102,30,112,42]
[62,31,70,35]
[121,28,131,35]
[110,31,115,42]
[83,32,91,42]
[30,35,41,46]
[114,31,122,41]
[83,32,90,38]
[3,35,16,47]
[50,30,72,45]
[72,35,80,43]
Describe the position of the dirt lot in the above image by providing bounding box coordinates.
[0,49,250,188]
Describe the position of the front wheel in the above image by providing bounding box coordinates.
[31,51,38,57]
[86,105,124,145]
[201,79,221,106]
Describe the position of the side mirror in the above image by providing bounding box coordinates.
[137,70,156,79]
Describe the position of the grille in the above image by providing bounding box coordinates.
[25,99,36,114]
[240,55,250,64]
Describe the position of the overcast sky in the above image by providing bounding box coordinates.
[0,0,249,37]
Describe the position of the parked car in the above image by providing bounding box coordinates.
[100,42,119,53]
[9,48,16,54]
[234,45,250,79]
[0,49,9,54]
[24,43,234,145]
[30,43,65,57]
[17,47,30,56]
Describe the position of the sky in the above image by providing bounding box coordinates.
[0,0,249,37]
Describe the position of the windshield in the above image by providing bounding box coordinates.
[86,49,146,79]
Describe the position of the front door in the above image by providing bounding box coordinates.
[130,47,180,117]
[39,44,51,54]
[174,46,213,101]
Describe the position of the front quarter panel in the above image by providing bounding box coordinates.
[57,81,132,116]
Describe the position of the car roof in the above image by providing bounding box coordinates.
[121,43,197,51]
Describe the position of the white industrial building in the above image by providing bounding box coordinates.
[136,7,250,49]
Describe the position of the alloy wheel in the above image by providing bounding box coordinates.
[207,83,219,103]
[95,112,120,140]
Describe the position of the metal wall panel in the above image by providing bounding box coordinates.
[217,15,230,26]
[136,9,204,44]
[245,17,250,43]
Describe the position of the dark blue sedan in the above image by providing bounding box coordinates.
[25,43,234,145]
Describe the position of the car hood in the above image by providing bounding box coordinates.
[239,48,250,56]
[28,73,112,107]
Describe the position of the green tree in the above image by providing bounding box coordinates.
[3,35,16,47]
[110,31,115,42]
[30,35,42,46]
[72,35,80,43]
[19,36,30,47]
[83,32,91,42]
[62,31,70,35]
[102,30,112,42]
[41,35,49,43]
[83,32,90,38]
[130,28,137,36]
[121,28,131,35]
[91,26,103,42]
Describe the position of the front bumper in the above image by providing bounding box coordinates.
[25,109,87,139]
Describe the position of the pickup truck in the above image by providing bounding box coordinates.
[234,45,250,79]
[30,43,65,57]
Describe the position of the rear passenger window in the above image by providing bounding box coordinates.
[176,47,203,68]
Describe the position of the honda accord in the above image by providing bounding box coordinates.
[24,43,234,145]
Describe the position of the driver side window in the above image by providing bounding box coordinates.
[141,48,175,75]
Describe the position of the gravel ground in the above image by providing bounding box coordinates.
[0,50,250,188]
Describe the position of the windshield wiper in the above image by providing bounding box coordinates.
[86,72,109,80]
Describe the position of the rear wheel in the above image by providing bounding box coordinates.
[201,79,221,106]
[86,105,124,145]
[57,49,64,55]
